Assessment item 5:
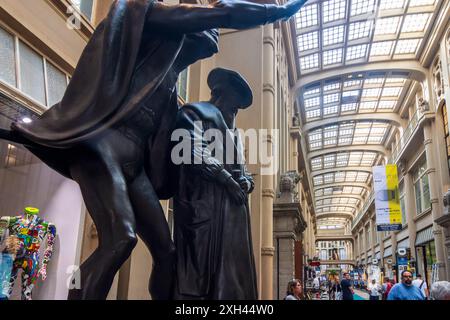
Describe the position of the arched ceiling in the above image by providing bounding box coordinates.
[294,0,444,228]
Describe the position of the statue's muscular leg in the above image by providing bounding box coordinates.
[128,170,175,300]
[68,145,138,300]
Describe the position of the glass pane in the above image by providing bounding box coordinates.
[0,27,17,87]
[422,174,431,210]
[71,0,94,20]
[19,41,45,104]
[46,62,67,107]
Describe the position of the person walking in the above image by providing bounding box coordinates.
[381,277,393,300]
[285,279,303,300]
[387,270,425,300]
[332,276,343,300]
[341,272,354,300]
[412,274,429,300]
[367,279,382,301]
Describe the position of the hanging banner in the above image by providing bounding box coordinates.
[373,165,402,231]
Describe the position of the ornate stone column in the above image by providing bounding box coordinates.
[424,123,447,279]
[261,24,276,300]
[273,171,306,299]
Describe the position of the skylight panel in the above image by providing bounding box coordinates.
[300,53,320,70]
[385,77,406,84]
[296,4,319,29]
[362,88,381,97]
[370,41,394,56]
[346,44,368,61]
[402,14,430,33]
[379,0,405,10]
[324,155,336,168]
[339,137,353,145]
[324,187,334,195]
[344,80,362,87]
[356,172,369,182]
[364,78,384,85]
[303,86,321,98]
[323,48,343,65]
[375,16,402,35]
[323,25,346,46]
[350,0,375,16]
[359,101,377,110]
[314,176,324,186]
[323,0,347,23]
[378,100,397,109]
[306,108,321,119]
[395,39,421,54]
[342,90,360,97]
[409,0,436,7]
[367,135,384,143]
[323,105,339,115]
[324,81,341,92]
[315,189,324,197]
[297,31,320,52]
[324,173,334,183]
[335,172,346,182]
[324,93,340,104]
[341,103,357,112]
[304,96,320,108]
[382,87,402,97]
[348,21,373,40]
[311,157,323,170]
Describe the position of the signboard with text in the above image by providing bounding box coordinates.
[373,165,402,231]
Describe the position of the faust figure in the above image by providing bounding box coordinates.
[0,0,309,300]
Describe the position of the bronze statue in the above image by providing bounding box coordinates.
[0,0,309,300]
[172,68,257,299]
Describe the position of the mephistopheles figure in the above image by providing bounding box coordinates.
[0,0,309,300]
[0,207,56,300]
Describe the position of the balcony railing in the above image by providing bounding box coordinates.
[388,109,420,164]
[351,190,374,230]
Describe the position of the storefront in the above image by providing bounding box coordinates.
[415,226,437,286]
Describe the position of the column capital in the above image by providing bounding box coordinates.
[424,138,433,146]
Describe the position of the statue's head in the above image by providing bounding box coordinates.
[207,67,253,117]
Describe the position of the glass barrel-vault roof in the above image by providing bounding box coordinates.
[295,0,439,74]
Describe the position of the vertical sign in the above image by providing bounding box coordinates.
[373,165,402,231]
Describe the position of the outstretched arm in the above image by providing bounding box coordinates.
[147,0,308,34]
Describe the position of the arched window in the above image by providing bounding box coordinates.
[442,104,450,174]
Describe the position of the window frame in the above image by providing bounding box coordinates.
[0,23,71,111]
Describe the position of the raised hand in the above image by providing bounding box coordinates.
[282,0,309,20]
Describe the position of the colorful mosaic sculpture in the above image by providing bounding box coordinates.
[0,207,56,300]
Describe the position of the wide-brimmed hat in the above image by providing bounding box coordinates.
[207,67,253,109]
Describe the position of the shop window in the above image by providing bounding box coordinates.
[177,68,189,102]
[70,0,94,21]
[0,25,69,108]
[442,104,450,175]
[413,155,431,215]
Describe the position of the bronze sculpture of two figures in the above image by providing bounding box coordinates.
[0,0,308,299]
